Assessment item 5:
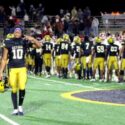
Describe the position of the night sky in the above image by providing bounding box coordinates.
[0,0,125,15]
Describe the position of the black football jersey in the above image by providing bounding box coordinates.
[107,44,119,56]
[81,41,93,56]
[42,42,53,54]
[94,43,106,58]
[54,44,60,56]
[73,43,81,58]
[60,41,70,54]
[4,38,31,68]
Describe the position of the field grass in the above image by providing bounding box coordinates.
[0,75,125,125]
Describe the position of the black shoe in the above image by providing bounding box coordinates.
[18,111,24,116]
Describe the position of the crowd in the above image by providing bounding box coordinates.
[0,0,100,39]
[1,1,125,84]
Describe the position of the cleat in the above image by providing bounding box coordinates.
[90,79,96,82]
[99,79,104,82]
[104,79,107,83]
[12,109,18,116]
[18,111,24,116]
[46,74,50,78]
[18,106,24,116]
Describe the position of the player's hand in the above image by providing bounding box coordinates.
[24,35,35,42]
[0,72,3,81]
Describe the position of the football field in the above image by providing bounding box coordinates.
[0,75,125,125]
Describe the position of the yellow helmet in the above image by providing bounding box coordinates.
[0,81,4,92]
[95,37,102,43]
[63,34,70,41]
[108,37,114,44]
[73,36,81,43]
[44,35,51,42]
[56,38,63,44]
[6,33,14,39]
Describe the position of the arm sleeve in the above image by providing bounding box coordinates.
[24,40,33,49]
[3,40,9,49]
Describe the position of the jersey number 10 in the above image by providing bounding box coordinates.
[12,49,23,59]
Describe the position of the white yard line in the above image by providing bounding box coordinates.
[0,114,20,125]
[28,76,100,90]
[45,83,51,86]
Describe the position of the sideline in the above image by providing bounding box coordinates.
[28,75,100,90]
[0,114,20,125]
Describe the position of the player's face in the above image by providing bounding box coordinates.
[14,31,22,38]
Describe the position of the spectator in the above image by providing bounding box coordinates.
[71,6,78,20]
[72,19,79,35]
[65,10,71,19]
[62,17,69,33]
[24,13,29,26]
[41,15,48,24]
[59,9,65,18]
[78,19,84,35]
[37,3,44,20]
[91,17,99,37]
[29,5,36,21]
[3,16,15,35]
[78,8,83,20]
[83,6,91,18]
[0,6,6,23]
[18,0,26,18]
[9,6,16,17]
[54,16,64,37]
[84,16,92,36]
[16,4,21,17]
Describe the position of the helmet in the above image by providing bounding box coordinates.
[63,34,70,41]
[73,36,81,43]
[95,37,102,43]
[6,33,14,39]
[0,81,4,92]
[56,38,63,44]
[44,35,51,42]
[108,37,114,44]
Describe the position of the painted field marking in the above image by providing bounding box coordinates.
[28,75,100,90]
[61,89,125,107]
[29,75,125,106]
[45,83,51,86]
[0,114,20,125]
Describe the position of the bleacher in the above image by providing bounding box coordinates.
[0,15,125,33]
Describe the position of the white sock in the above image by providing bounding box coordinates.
[18,106,23,112]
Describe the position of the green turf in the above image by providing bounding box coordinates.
[0,75,125,125]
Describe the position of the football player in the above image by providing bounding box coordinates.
[42,35,53,78]
[54,38,62,77]
[91,37,106,81]
[107,37,119,82]
[0,28,41,115]
[72,36,81,79]
[81,36,93,79]
[60,34,71,78]
[73,36,81,63]
[119,40,125,82]
[34,47,43,76]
